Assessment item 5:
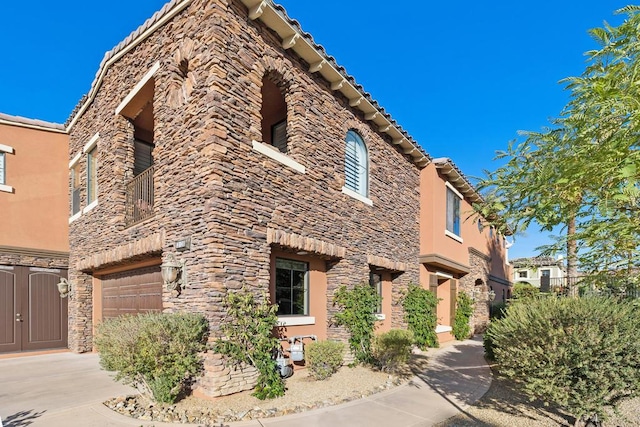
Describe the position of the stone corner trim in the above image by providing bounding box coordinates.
[367,254,407,272]
[468,247,491,262]
[76,231,165,271]
[266,228,346,259]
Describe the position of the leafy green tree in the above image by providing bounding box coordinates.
[476,6,640,291]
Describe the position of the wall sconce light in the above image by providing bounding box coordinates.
[488,290,496,302]
[161,253,186,295]
[57,278,71,298]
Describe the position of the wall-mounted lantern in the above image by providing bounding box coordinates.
[57,278,71,298]
[161,253,186,295]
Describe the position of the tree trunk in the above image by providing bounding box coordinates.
[567,213,579,297]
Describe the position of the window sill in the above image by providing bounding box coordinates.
[252,140,305,174]
[277,316,315,326]
[83,199,98,214]
[445,229,463,243]
[68,211,82,224]
[374,313,386,321]
[435,325,453,334]
[0,184,14,193]
[341,186,373,206]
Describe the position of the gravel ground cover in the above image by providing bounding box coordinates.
[436,369,640,427]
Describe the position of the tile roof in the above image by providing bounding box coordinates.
[0,112,65,132]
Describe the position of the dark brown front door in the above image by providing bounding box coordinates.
[0,266,68,353]
[101,266,162,320]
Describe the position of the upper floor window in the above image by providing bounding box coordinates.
[0,143,14,192]
[0,152,5,185]
[345,130,368,197]
[71,163,81,215]
[541,269,550,278]
[518,270,528,278]
[261,76,287,153]
[275,258,309,316]
[87,146,97,204]
[446,186,461,237]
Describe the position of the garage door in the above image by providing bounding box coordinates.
[101,266,162,319]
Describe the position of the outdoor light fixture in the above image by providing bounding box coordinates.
[488,290,496,302]
[57,278,71,298]
[161,253,186,294]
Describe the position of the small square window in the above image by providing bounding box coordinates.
[518,271,528,278]
[275,258,309,316]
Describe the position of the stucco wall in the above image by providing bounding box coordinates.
[0,123,69,252]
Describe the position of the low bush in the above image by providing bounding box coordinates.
[95,312,209,403]
[452,291,474,340]
[486,296,640,425]
[214,288,285,400]
[306,340,345,380]
[402,284,439,349]
[372,329,414,372]
[489,301,508,320]
[512,282,539,300]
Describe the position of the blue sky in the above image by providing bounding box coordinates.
[0,1,631,259]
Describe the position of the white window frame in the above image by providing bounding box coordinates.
[83,133,99,213]
[0,144,14,193]
[445,182,463,242]
[344,130,369,199]
[274,258,310,317]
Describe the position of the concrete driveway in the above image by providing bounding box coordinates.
[0,351,143,427]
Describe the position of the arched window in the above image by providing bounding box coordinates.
[344,130,368,197]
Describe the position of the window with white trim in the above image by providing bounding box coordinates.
[71,163,81,215]
[369,272,383,314]
[275,258,309,316]
[446,186,461,237]
[0,152,5,185]
[87,146,97,204]
[344,130,368,197]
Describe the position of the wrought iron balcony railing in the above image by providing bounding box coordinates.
[125,165,154,227]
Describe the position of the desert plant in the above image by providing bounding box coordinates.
[214,288,285,399]
[305,340,345,380]
[489,300,508,320]
[372,329,414,372]
[512,282,540,300]
[486,295,640,426]
[94,312,208,403]
[333,283,381,364]
[402,284,439,349]
[452,291,474,340]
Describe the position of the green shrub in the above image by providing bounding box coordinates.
[486,296,640,424]
[372,329,414,372]
[512,282,539,299]
[402,284,439,349]
[306,340,345,380]
[452,291,474,340]
[489,301,508,320]
[95,312,208,403]
[333,283,381,364]
[214,288,285,400]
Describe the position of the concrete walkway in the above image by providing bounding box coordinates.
[0,336,491,427]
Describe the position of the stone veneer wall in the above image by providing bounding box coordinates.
[459,248,491,334]
[67,0,421,396]
[0,247,68,270]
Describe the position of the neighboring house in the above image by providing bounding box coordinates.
[0,0,511,398]
[512,256,566,292]
[0,113,70,353]
[420,158,512,341]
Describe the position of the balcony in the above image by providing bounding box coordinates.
[125,165,154,227]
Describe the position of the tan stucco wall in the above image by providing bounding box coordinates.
[0,123,69,252]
